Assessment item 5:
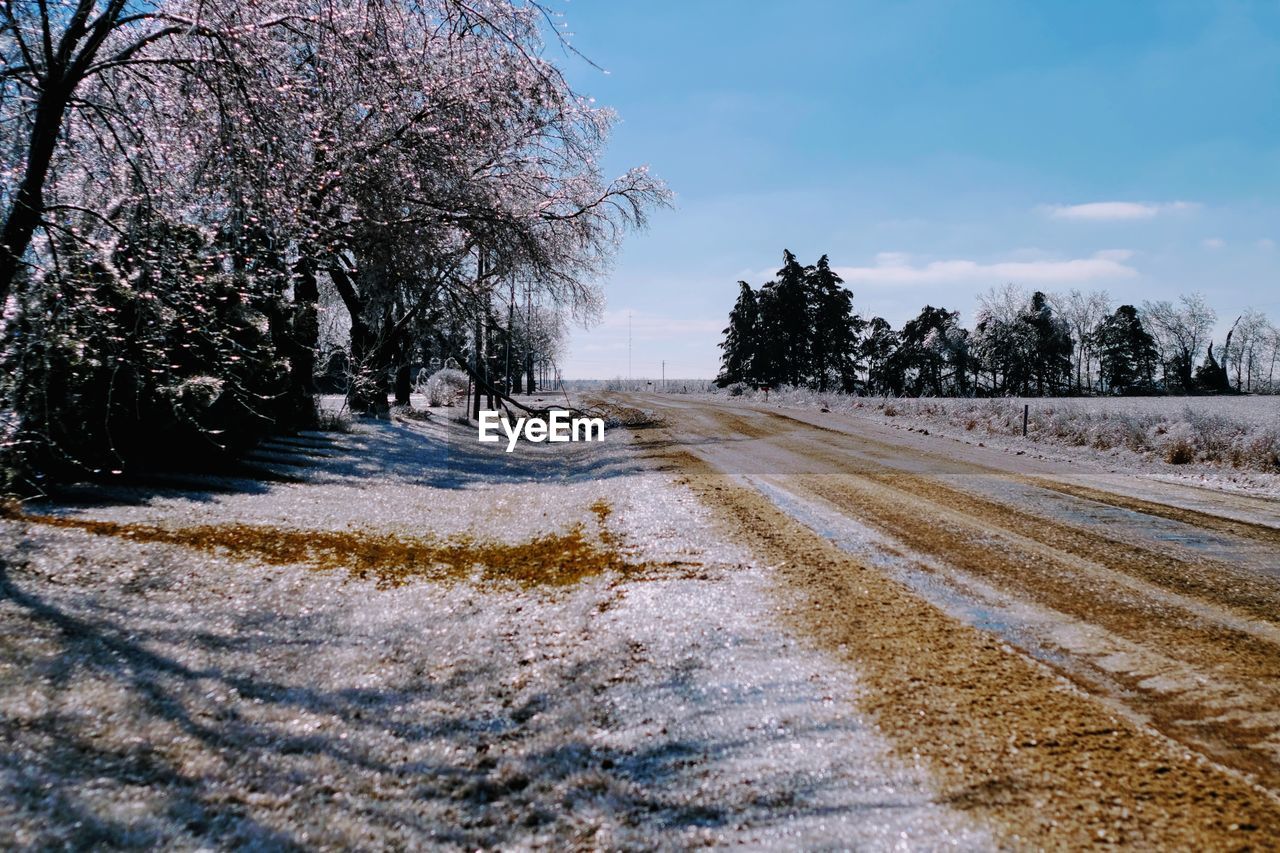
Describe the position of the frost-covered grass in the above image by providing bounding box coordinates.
[724,386,1280,477]
[888,397,1280,471]
[0,412,985,849]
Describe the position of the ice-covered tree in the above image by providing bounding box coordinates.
[1051,289,1112,393]
[806,255,863,392]
[1095,305,1158,395]
[716,281,760,387]
[1142,293,1217,392]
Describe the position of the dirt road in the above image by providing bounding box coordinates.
[628,393,1280,848]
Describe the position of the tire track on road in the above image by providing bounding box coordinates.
[623,394,1280,847]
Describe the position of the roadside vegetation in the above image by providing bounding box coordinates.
[720,384,1280,479]
[0,0,667,493]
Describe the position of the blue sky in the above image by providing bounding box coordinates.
[554,1,1280,379]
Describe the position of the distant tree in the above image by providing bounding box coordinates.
[949,325,974,396]
[1023,291,1074,395]
[1196,316,1237,393]
[1227,310,1269,392]
[806,256,863,391]
[860,317,898,395]
[716,282,760,386]
[888,306,966,396]
[1196,343,1231,392]
[717,260,1275,400]
[717,250,865,391]
[1051,289,1112,393]
[752,278,785,386]
[1265,323,1280,394]
[762,250,812,386]
[972,284,1031,394]
[1142,293,1217,392]
[1095,305,1158,394]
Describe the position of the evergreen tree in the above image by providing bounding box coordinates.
[889,306,965,396]
[713,251,871,393]
[1095,305,1158,394]
[753,279,786,386]
[771,250,812,386]
[806,256,864,391]
[1022,291,1074,395]
[861,317,899,395]
[716,281,760,386]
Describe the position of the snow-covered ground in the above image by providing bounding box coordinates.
[707,387,1280,499]
[0,407,988,848]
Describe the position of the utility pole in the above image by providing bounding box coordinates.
[524,279,534,394]
[484,290,494,411]
[471,248,486,421]
[662,360,665,390]
[506,277,515,395]
[628,311,632,383]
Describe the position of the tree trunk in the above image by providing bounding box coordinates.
[0,81,72,306]
[484,299,494,410]
[394,362,411,406]
[329,265,389,417]
[471,310,483,421]
[282,257,321,428]
[347,316,387,416]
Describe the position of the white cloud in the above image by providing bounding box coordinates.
[874,251,911,267]
[1203,237,1226,250]
[1258,238,1276,251]
[1043,201,1199,221]
[830,250,1138,287]
[1095,248,1135,262]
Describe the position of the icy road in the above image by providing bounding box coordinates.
[626,392,1280,848]
[2,394,1279,849]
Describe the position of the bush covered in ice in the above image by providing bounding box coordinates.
[893,397,1280,472]
[719,385,1280,474]
[423,368,468,407]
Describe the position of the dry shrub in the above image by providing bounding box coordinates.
[883,403,899,417]
[392,405,432,423]
[1087,415,1147,452]
[1165,439,1195,465]
[1243,429,1280,471]
[317,409,354,433]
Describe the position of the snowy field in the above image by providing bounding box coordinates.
[0,407,988,848]
[710,387,1280,498]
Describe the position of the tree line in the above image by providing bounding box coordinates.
[0,0,666,490]
[717,252,1280,397]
